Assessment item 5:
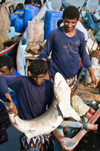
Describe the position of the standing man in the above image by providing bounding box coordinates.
[0,59,54,151]
[39,5,97,94]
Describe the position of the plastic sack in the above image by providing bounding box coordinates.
[26,19,44,43]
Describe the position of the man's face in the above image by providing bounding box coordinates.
[0,66,13,75]
[32,74,46,85]
[63,17,78,32]
[16,5,20,10]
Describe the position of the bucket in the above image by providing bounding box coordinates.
[44,10,62,39]
[9,14,17,26]
[23,5,39,30]
[14,15,24,33]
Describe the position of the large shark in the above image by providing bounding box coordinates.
[0,72,81,138]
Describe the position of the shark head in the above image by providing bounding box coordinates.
[54,72,71,117]
[0,99,12,110]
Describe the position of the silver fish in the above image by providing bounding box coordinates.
[0,72,81,138]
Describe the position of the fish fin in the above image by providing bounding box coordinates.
[58,99,70,118]
[66,106,81,121]
[58,102,68,118]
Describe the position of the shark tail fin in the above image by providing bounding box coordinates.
[66,106,81,121]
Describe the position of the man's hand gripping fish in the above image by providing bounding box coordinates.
[0,72,81,138]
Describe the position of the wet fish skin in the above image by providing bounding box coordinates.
[0,72,81,138]
[54,72,81,121]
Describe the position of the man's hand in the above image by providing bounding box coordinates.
[87,66,97,88]
[5,93,18,117]
[7,99,18,117]
[90,74,97,88]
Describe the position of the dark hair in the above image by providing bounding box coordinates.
[0,56,14,70]
[57,19,63,27]
[29,59,48,75]
[62,5,79,20]
[17,3,24,9]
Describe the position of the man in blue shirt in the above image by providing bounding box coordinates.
[0,55,20,144]
[39,5,97,95]
[0,58,54,151]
